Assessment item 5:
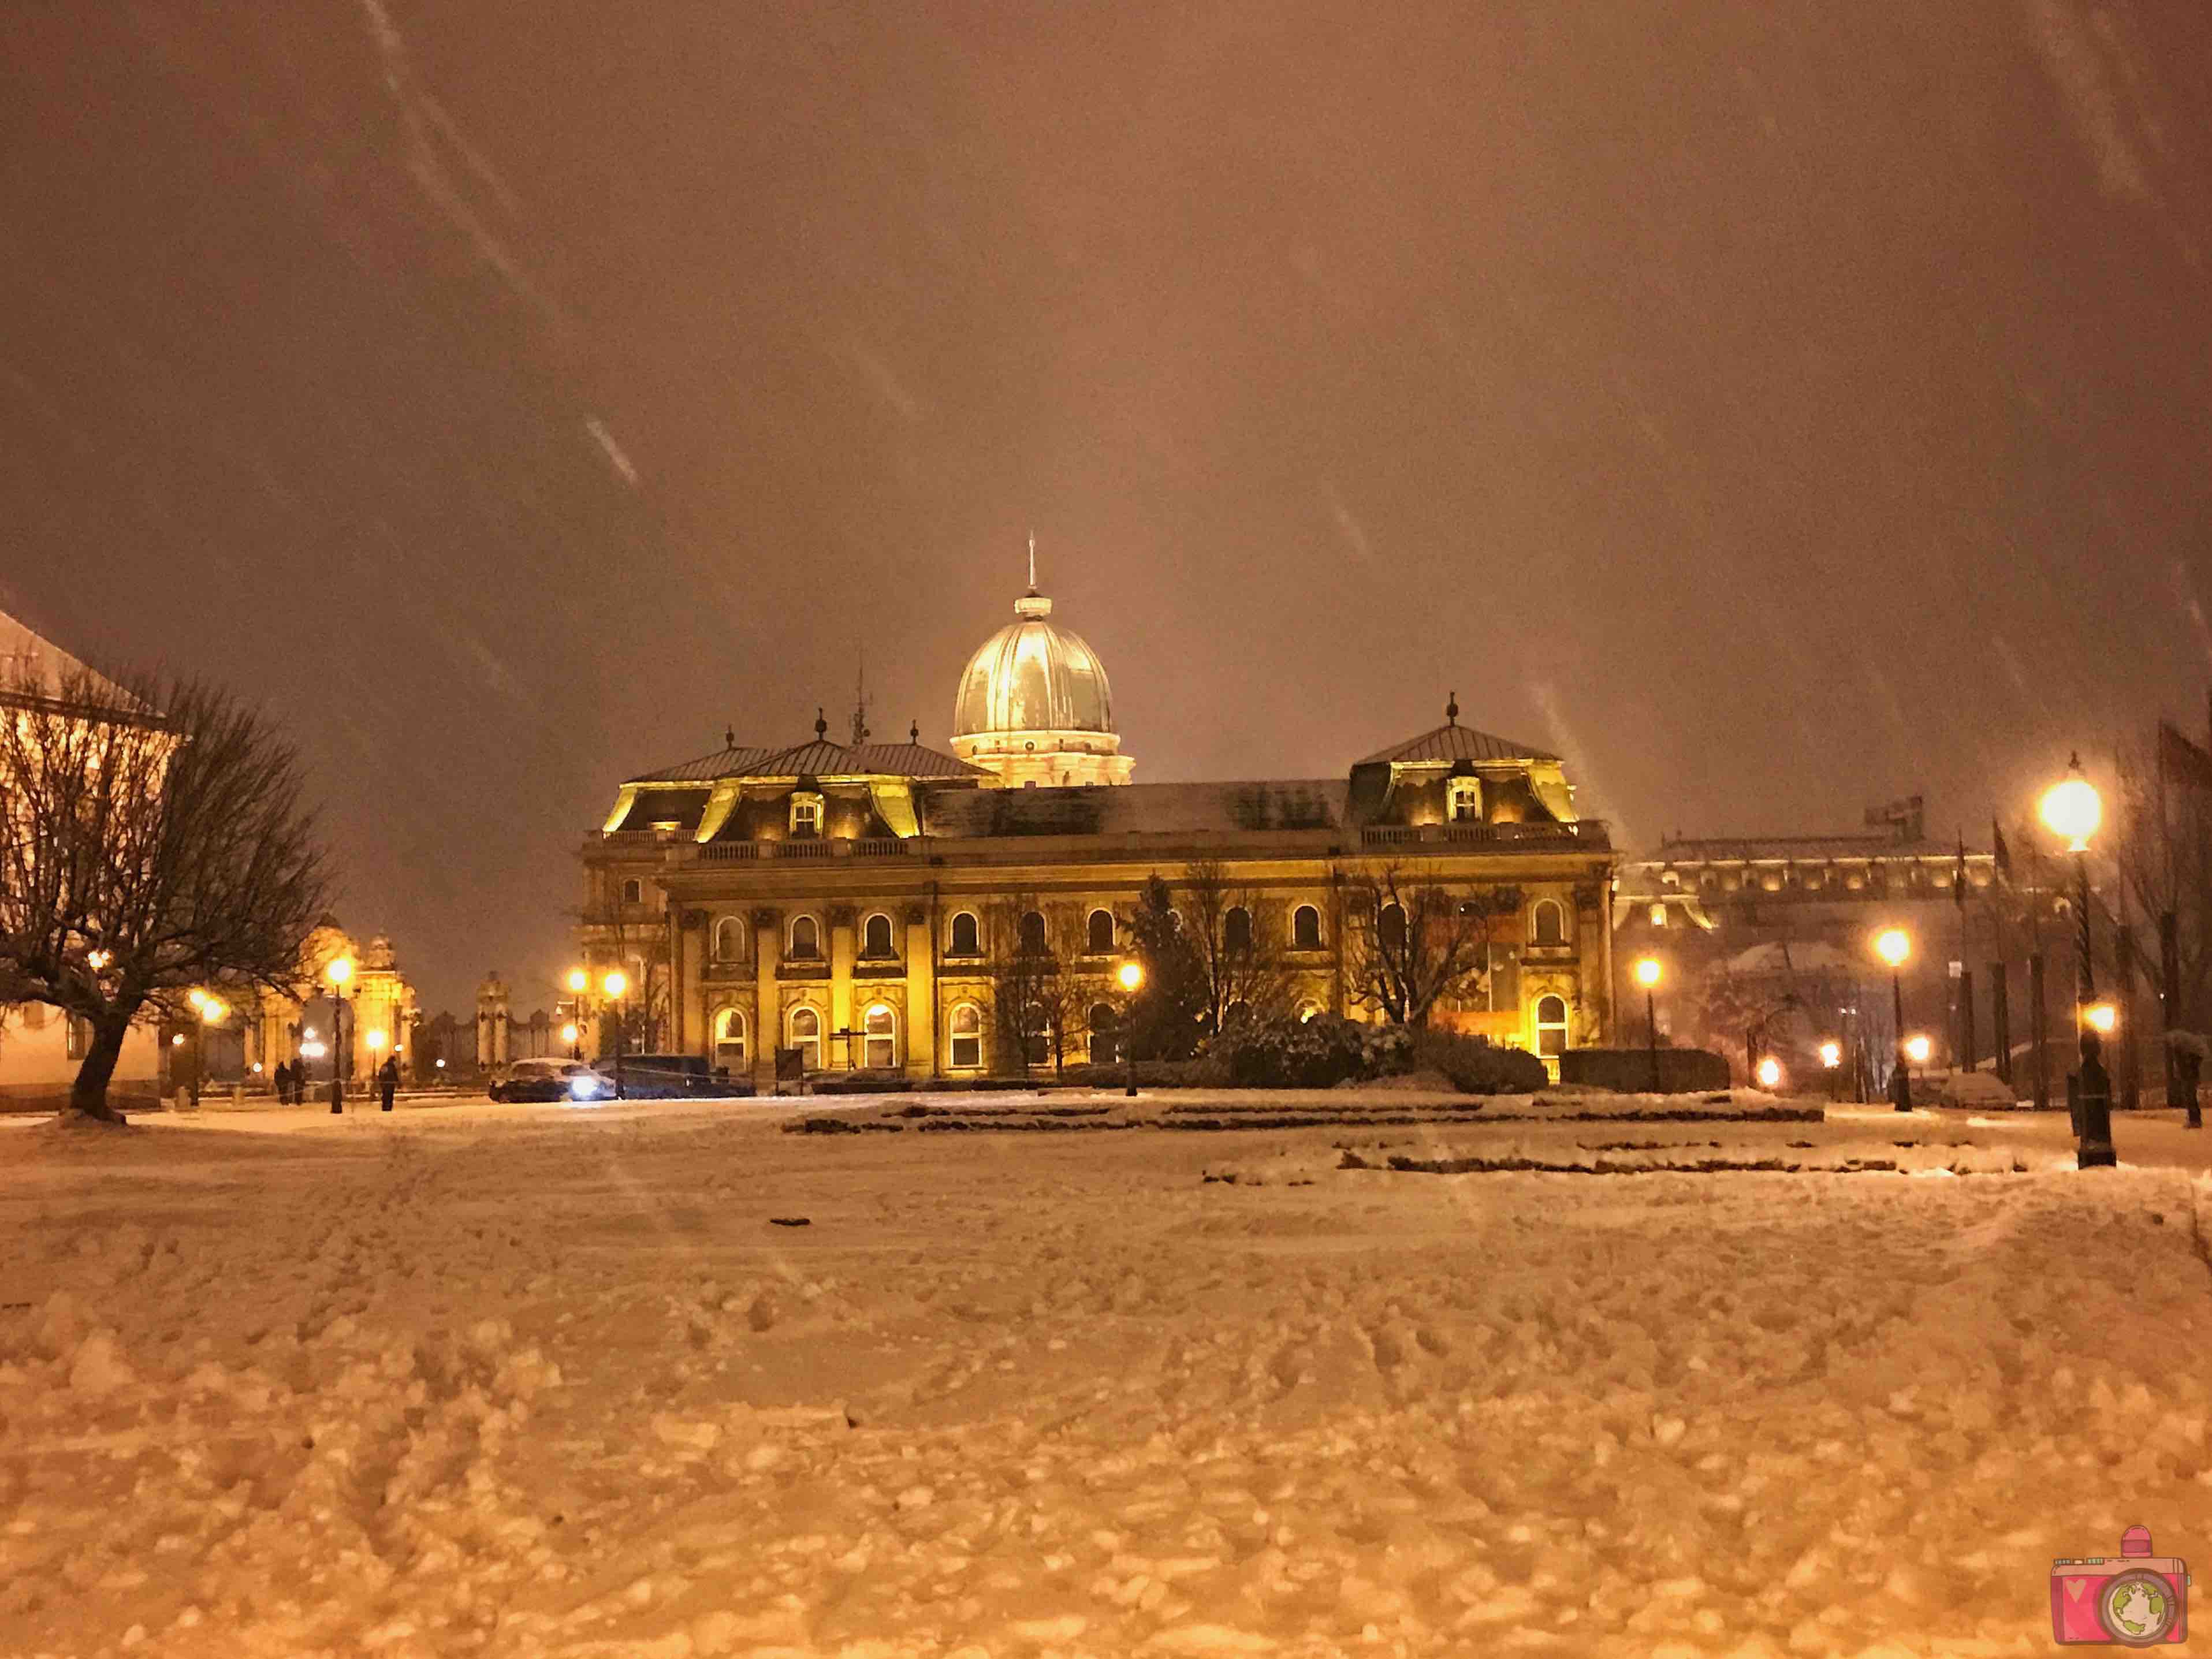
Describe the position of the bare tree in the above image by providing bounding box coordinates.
[2114,732,2212,1032]
[1343,862,1517,1029]
[986,893,1082,1073]
[1182,857,1300,1034]
[0,665,332,1120]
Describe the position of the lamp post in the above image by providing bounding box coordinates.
[2040,754,2103,1007]
[1818,1039,1842,1103]
[1875,928,1912,1112]
[1117,959,1145,1098]
[188,990,226,1110]
[566,968,590,1060]
[602,969,628,1099]
[1633,956,1663,1093]
[325,955,354,1114]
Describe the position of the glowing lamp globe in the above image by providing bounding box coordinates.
[1875,929,1911,970]
[200,998,227,1025]
[367,1029,388,1052]
[1818,1041,1842,1069]
[1116,960,1145,993]
[326,956,355,989]
[188,987,208,1009]
[1754,1056,1783,1090]
[1904,1034,1932,1065]
[568,968,589,994]
[561,1022,579,1045]
[2085,1002,2118,1035]
[2039,761,2102,853]
[602,970,628,999]
[1633,956,1662,990]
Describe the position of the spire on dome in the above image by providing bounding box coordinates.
[814,706,828,740]
[1446,691,1459,725]
[1027,529,1037,594]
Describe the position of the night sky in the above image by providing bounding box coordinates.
[5,3,2209,1014]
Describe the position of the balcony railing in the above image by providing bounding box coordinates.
[1360,820,1608,850]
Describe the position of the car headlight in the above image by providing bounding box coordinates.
[568,1079,599,1101]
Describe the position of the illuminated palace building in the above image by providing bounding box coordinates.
[577,576,1617,1083]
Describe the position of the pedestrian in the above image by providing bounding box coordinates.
[377,1053,399,1113]
[273,1058,292,1105]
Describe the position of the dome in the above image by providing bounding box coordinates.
[948,583,1134,786]
[952,591,1116,738]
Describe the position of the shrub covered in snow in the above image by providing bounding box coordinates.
[1408,1028,1550,1095]
[1208,1015,1411,1089]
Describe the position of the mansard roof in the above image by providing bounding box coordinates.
[1358,721,1559,767]
[1634,833,1985,864]
[629,738,990,785]
[922,780,1347,840]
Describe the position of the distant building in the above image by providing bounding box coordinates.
[578,575,1618,1084]
[1613,797,2001,1083]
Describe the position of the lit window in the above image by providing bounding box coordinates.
[863,1004,897,1069]
[949,1003,983,1069]
[1536,994,1569,1058]
[1293,905,1321,950]
[1447,777,1481,822]
[714,1008,747,1069]
[1648,903,1667,927]
[1087,909,1115,954]
[862,914,895,958]
[948,911,981,956]
[788,1006,821,1071]
[714,916,744,961]
[789,915,821,960]
[790,793,822,837]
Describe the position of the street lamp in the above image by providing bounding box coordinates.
[1633,956,1663,1093]
[1875,928,1912,1112]
[1754,1055,1783,1091]
[1116,959,1145,1098]
[2040,754,2103,1005]
[192,993,226,1110]
[602,969,628,1099]
[1904,1034,1932,1066]
[2084,1001,2118,1035]
[325,955,354,1113]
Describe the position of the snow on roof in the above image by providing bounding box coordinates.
[1357,721,1559,767]
[628,739,990,784]
[1636,834,1984,864]
[922,780,1347,840]
[0,607,140,712]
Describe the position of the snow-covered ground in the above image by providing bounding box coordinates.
[3,1091,2210,1658]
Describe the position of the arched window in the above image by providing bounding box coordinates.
[948,1002,983,1069]
[1292,904,1322,950]
[713,916,743,963]
[1224,906,1253,955]
[1023,1000,1051,1065]
[1087,908,1116,954]
[948,911,981,957]
[862,1004,897,1069]
[1296,1000,1323,1024]
[788,1006,821,1070]
[861,913,895,959]
[788,915,821,960]
[1018,909,1049,956]
[713,1008,747,1071]
[1532,900,1566,948]
[1088,1002,1118,1064]
[1535,994,1569,1058]
[1379,902,1407,953]
[621,877,643,905]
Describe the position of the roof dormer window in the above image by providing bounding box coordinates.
[790,792,822,838]
[1447,776,1481,823]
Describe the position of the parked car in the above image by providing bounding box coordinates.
[489,1057,616,1103]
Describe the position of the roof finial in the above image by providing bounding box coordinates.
[1027,529,1037,594]
[814,706,828,741]
[724,724,735,750]
[909,719,920,745]
[1446,691,1459,726]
